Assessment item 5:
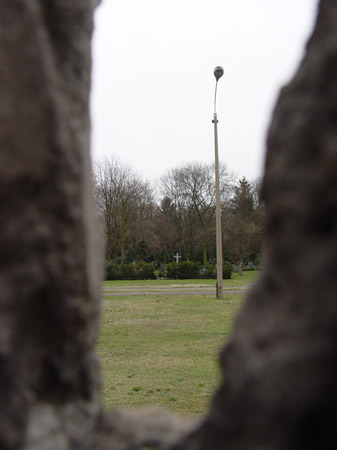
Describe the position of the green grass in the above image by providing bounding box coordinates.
[97,275,258,416]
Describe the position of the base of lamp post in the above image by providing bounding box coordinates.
[216,282,223,300]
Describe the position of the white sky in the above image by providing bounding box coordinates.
[91,0,319,183]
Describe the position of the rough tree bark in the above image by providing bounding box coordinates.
[0,1,337,450]
[0,1,103,449]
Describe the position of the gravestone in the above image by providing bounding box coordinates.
[0,1,337,450]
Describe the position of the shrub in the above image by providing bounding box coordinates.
[105,260,231,280]
[135,262,156,280]
[105,261,156,280]
[200,262,232,279]
[201,264,217,279]
[105,260,121,280]
[166,262,178,279]
[177,261,201,279]
[119,264,136,280]
[223,261,233,279]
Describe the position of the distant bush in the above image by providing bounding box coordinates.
[177,261,201,279]
[201,264,217,279]
[119,264,136,280]
[166,262,178,279]
[166,261,200,279]
[105,260,231,281]
[105,260,121,280]
[105,261,155,280]
[200,262,232,279]
[223,261,232,279]
[135,262,156,280]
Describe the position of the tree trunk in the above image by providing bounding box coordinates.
[120,231,126,264]
[236,260,243,276]
[203,246,208,266]
[120,209,127,264]
[0,1,103,448]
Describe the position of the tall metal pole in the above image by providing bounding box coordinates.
[213,67,224,299]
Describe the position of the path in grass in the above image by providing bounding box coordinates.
[98,271,260,416]
[102,286,249,296]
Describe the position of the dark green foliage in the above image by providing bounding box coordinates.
[135,240,148,261]
[231,177,255,218]
[135,262,156,280]
[106,259,231,281]
[223,177,264,275]
[166,261,201,279]
[105,260,155,280]
[200,262,232,279]
[166,263,178,279]
[177,261,201,279]
[120,264,136,280]
[166,261,231,280]
[223,261,233,279]
[201,264,217,279]
[105,260,121,280]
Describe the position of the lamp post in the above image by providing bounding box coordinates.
[213,66,224,299]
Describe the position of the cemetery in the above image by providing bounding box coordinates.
[0,1,336,450]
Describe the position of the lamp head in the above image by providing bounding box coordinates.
[214,66,224,81]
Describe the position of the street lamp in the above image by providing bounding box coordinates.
[213,66,224,299]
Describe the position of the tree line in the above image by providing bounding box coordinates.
[93,157,264,277]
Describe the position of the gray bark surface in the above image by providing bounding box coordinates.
[0,1,103,449]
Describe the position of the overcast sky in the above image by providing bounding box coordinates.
[91,0,319,183]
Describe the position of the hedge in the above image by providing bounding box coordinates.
[105,260,232,280]
[105,261,155,280]
[166,261,232,280]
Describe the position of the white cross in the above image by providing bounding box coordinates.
[174,252,181,264]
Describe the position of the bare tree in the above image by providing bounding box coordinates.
[149,197,179,263]
[127,179,156,260]
[160,162,234,264]
[94,157,121,259]
[93,157,155,262]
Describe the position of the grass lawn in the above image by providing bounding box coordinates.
[98,271,260,416]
